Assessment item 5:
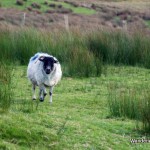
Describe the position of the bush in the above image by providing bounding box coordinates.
[57,5,62,8]
[49,3,56,8]
[31,3,41,9]
[45,10,56,14]
[56,8,72,14]
[27,6,32,11]
[44,1,48,5]
[16,0,24,6]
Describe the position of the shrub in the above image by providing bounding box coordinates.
[16,0,24,6]
[44,1,48,5]
[45,10,56,14]
[57,5,62,8]
[56,8,72,14]
[33,10,41,14]
[64,1,79,7]
[27,6,32,11]
[31,3,41,9]
[49,3,56,8]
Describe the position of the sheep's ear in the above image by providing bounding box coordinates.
[39,56,45,61]
[54,59,58,63]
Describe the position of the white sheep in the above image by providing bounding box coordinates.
[27,52,62,103]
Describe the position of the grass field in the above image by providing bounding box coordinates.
[0,0,96,15]
[0,14,150,148]
[0,0,150,149]
[0,65,150,149]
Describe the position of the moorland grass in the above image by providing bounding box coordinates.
[0,27,102,77]
[0,27,150,148]
[108,82,150,133]
[87,30,150,68]
[1,27,150,74]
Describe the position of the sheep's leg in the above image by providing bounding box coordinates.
[32,84,36,100]
[39,85,45,102]
[43,88,47,98]
[49,86,54,103]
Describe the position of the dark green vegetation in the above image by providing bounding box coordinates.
[108,73,150,132]
[0,63,13,112]
[0,28,103,77]
[0,0,96,15]
[0,27,150,74]
[88,31,150,68]
[0,66,150,149]
[145,20,150,28]
[0,27,150,149]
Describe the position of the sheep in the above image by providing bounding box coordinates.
[27,52,62,103]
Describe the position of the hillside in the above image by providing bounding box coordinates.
[0,0,150,34]
[0,1,150,149]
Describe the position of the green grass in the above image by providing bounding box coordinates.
[0,26,150,149]
[0,65,150,149]
[0,0,96,15]
[145,20,150,28]
[0,62,13,112]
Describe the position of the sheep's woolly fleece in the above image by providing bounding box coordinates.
[27,52,62,87]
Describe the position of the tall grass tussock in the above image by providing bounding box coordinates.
[0,27,103,77]
[108,83,150,133]
[87,30,150,68]
[0,62,13,112]
[0,27,150,71]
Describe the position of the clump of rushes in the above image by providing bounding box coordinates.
[140,92,150,132]
[108,83,150,133]
[67,47,101,77]
[87,30,150,68]
[0,62,13,112]
[0,27,150,76]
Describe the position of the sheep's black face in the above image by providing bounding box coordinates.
[39,56,57,74]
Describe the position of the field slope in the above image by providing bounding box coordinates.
[0,66,150,149]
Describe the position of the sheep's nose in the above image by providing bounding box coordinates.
[46,69,51,74]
